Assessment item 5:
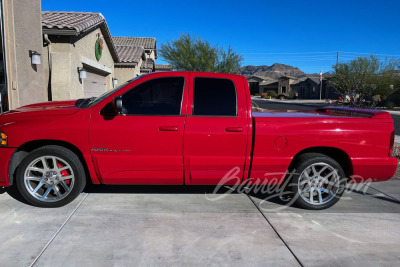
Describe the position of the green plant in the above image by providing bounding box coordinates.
[329,55,400,106]
[288,91,296,99]
[267,90,277,98]
[386,101,396,110]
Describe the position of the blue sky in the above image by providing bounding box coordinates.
[42,0,400,74]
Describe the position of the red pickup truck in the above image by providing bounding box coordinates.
[0,72,397,209]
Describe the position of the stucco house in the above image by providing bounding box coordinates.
[113,37,159,84]
[0,0,172,112]
[42,11,120,100]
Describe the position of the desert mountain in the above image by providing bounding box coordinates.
[239,63,331,79]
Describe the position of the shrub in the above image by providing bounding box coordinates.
[267,90,277,98]
[261,93,268,99]
[288,91,296,99]
[386,101,396,110]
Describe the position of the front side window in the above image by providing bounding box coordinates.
[122,77,185,115]
[193,78,237,116]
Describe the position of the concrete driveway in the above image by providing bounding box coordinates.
[1,178,400,267]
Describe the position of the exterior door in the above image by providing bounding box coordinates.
[84,68,107,98]
[184,74,249,185]
[89,73,189,184]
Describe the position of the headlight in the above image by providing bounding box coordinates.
[0,132,7,146]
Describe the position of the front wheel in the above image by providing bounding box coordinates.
[289,153,346,210]
[16,146,86,208]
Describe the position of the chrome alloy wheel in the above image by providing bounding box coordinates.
[24,156,75,202]
[298,162,340,205]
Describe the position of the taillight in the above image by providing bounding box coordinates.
[389,131,395,156]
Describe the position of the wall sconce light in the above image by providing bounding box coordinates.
[112,78,118,87]
[30,50,41,65]
[78,67,87,79]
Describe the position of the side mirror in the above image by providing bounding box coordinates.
[112,96,123,114]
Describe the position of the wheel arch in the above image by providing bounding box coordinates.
[8,140,92,186]
[288,146,352,178]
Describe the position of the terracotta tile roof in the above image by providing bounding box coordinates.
[42,11,105,34]
[141,58,155,70]
[155,64,173,71]
[42,11,120,62]
[112,37,156,50]
[116,46,144,64]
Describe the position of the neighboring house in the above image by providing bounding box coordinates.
[247,74,339,99]
[259,78,279,94]
[113,37,165,84]
[0,3,171,110]
[42,11,120,100]
[292,77,340,99]
[247,75,271,95]
[113,45,147,85]
[113,37,157,61]
[155,64,173,72]
[277,76,298,96]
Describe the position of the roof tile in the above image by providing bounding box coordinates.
[141,58,155,70]
[112,37,156,50]
[42,11,104,34]
[116,46,144,63]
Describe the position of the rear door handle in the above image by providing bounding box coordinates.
[225,127,243,132]
[159,126,179,131]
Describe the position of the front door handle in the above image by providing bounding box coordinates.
[159,126,179,131]
[225,127,243,132]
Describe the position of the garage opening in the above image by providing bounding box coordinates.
[83,67,107,98]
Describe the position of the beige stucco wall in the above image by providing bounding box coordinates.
[44,28,115,101]
[2,0,46,109]
[147,50,155,60]
[114,66,140,85]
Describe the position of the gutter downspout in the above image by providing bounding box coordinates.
[43,34,52,101]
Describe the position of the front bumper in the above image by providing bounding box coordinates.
[351,157,398,183]
[0,147,16,187]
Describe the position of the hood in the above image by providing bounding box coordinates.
[0,100,80,120]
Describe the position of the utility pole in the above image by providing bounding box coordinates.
[336,51,339,68]
[319,69,323,100]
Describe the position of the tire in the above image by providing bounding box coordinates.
[16,145,86,208]
[289,153,346,210]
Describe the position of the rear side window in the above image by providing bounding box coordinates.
[193,78,237,116]
[122,77,185,115]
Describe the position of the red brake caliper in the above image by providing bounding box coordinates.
[57,163,70,185]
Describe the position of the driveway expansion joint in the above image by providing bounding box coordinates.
[246,194,304,267]
[369,185,400,202]
[29,193,89,267]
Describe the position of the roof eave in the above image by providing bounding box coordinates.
[115,62,138,67]
[42,28,77,36]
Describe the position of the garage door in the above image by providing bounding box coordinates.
[84,69,107,98]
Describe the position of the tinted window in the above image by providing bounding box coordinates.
[122,77,184,115]
[193,78,237,116]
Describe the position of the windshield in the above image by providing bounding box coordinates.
[87,75,144,107]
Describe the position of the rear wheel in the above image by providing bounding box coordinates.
[16,146,86,208]
[290,153,346,210]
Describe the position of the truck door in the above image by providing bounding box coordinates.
[89,73,189,184]
[183,74,249,184]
